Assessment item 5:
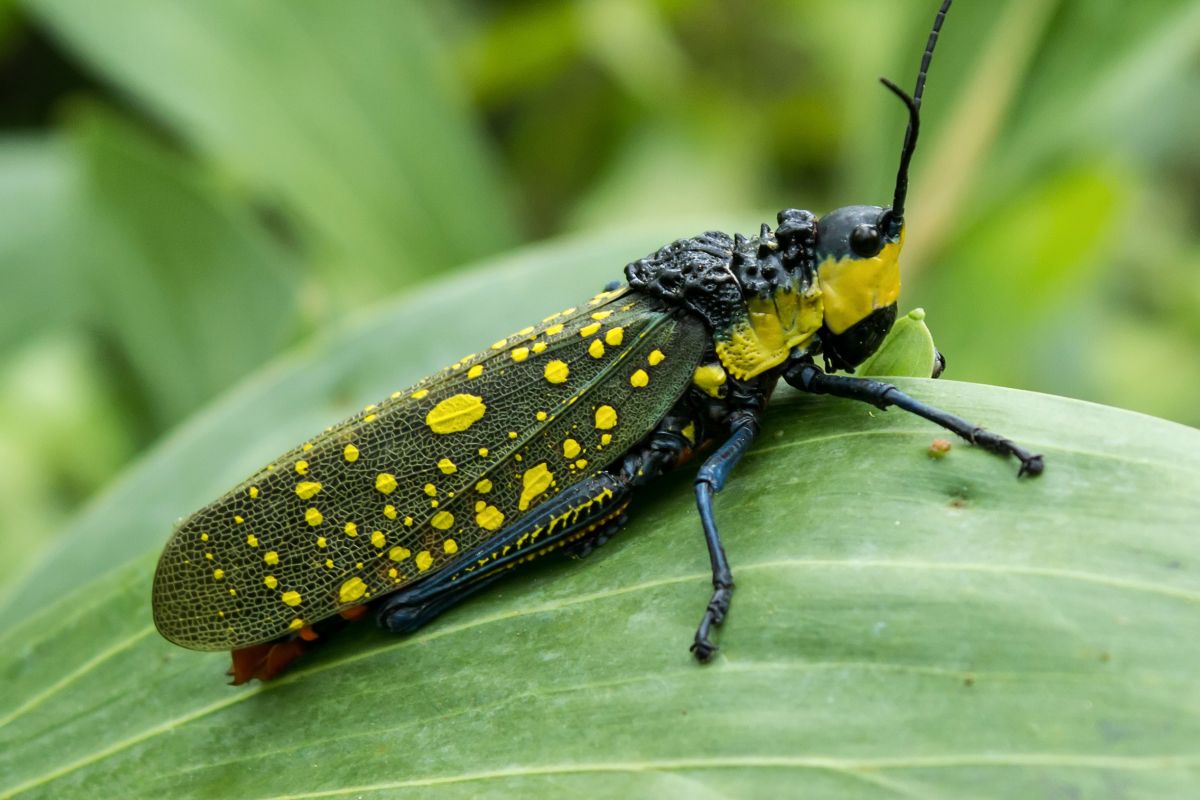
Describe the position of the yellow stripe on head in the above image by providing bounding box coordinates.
[818,231,903,335]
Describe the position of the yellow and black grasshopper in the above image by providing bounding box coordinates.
[152,0,1041,683]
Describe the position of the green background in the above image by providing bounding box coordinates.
[0,1,1197,797]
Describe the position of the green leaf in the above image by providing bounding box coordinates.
[68,109,303,430]
[0,136,82,355]
[2,232,1198,798]
[858,307,939,378]
[23,0,518,291]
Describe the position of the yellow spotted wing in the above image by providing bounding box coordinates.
[152,287,708,650]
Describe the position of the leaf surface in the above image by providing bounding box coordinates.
[2,232,1197,799]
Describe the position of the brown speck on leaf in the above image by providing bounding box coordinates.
[928,438,952,459]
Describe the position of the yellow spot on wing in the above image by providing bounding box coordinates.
[467,364,484,379]
[476,478,493,493]
[588,339,605,359]
[438,457,457,475]
[600,433,613,446]
[432,511,454,530]
[316,536,327,548]
[479,447,489,457]
[339,577,367,604]
[294,460,308,475]
[544,360,569,384]
[389,546,411,561]
[519,463,554,511]
[476,504,504,531]
[491,338,507,350]
[630,369,649,388]
[343,444,359,462]
[411,389,429,400]
[518,325,535,336]
[605,327,624,346]
[536,410,547,421]
[264,551,279,565]
[579,322,601,337]
[264,575,278,589]
[288,618,304,631]
[384,504,397,519]
[376,473,398,494]
[295,481,322,500]
[682,422,696,443]
[305,507,324,526]
[511,347,530,362]
[246,534,258,547]
[281,591,302,607]
[426,394,487,434]
[424,483,437,497]
[212,569,224,580]
[591,310,612,320]
[532,341,547,354]
[545,323,564,336]
[344,522,358,537]
[444,539,459,554]
[233,515,244,525]
[562,438,581,459]
[248,486,260,499]
[648,349,665,366]
[416,551,433,571]
[595,405,618,430]
[371,530,386,548]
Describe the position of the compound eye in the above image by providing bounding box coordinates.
[849,224,882,258]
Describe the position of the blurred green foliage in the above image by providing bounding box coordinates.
[0,0,1197,581]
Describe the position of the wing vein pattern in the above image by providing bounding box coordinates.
[153,287,707,649]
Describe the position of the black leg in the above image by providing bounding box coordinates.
[691,413,759,661]
[379,571,510,634]
[376,473,630,633]
[786,362,1043,477]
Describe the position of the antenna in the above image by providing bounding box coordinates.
[883,0,952,234]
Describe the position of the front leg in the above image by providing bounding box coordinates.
[691,411,760,661]
[786,362,1043,477]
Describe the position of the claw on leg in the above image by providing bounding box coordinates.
[691,583,733,663]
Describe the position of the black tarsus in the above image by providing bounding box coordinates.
[884,0,953,233]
